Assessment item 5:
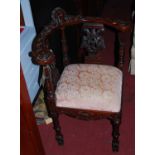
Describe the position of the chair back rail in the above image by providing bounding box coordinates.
[30,8,130,69]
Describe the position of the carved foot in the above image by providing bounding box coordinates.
[112,140,119,152]
[46,106,64,145]
[51,113,64,146]
[56,134,64,145]
[110,114,121,152]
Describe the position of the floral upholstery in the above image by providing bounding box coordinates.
[55,64,122,112]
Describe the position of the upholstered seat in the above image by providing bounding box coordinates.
[56,64,122,112]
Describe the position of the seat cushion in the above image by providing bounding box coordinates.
[55,64,122,112]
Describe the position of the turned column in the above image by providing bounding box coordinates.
[110,114,121,152]
[43,65,64,145]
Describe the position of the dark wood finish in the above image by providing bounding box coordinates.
[59,107,119,120]
[61,27,70,66]
[43,65,64,145]
[30,7,131,152]
[80,23,105,55]
[110,114,121,152]
[20,67,45,155]
[30,8,130,66]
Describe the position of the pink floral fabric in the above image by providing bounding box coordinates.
[55,64,122,112]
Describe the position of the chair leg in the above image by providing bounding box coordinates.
[44,92,64,145]
[43,65,64,145]
[50,111,64,145]
[110,114,121,152]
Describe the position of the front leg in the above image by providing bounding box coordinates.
[49,109,64,145]
[110,114,121,152]
[43,65,64,145]
[44,90,64,145]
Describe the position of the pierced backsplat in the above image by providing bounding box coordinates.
[81,23,105,55]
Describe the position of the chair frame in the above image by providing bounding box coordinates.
[30,7,130,152]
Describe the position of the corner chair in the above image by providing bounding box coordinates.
[30,7,130,152]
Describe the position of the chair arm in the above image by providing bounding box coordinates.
[29,7,131,66]
[81,17,131,32]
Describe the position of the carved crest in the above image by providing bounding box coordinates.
[51,7,67,25]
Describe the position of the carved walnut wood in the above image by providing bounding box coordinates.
[30,7,131,152]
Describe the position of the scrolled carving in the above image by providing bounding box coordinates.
[51,7,67,25]
[31,49,55,65]
[51,7,82,26]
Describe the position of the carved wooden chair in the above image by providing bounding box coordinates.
[30,7,130,152]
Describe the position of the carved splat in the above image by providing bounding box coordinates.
[81,23,105,55]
